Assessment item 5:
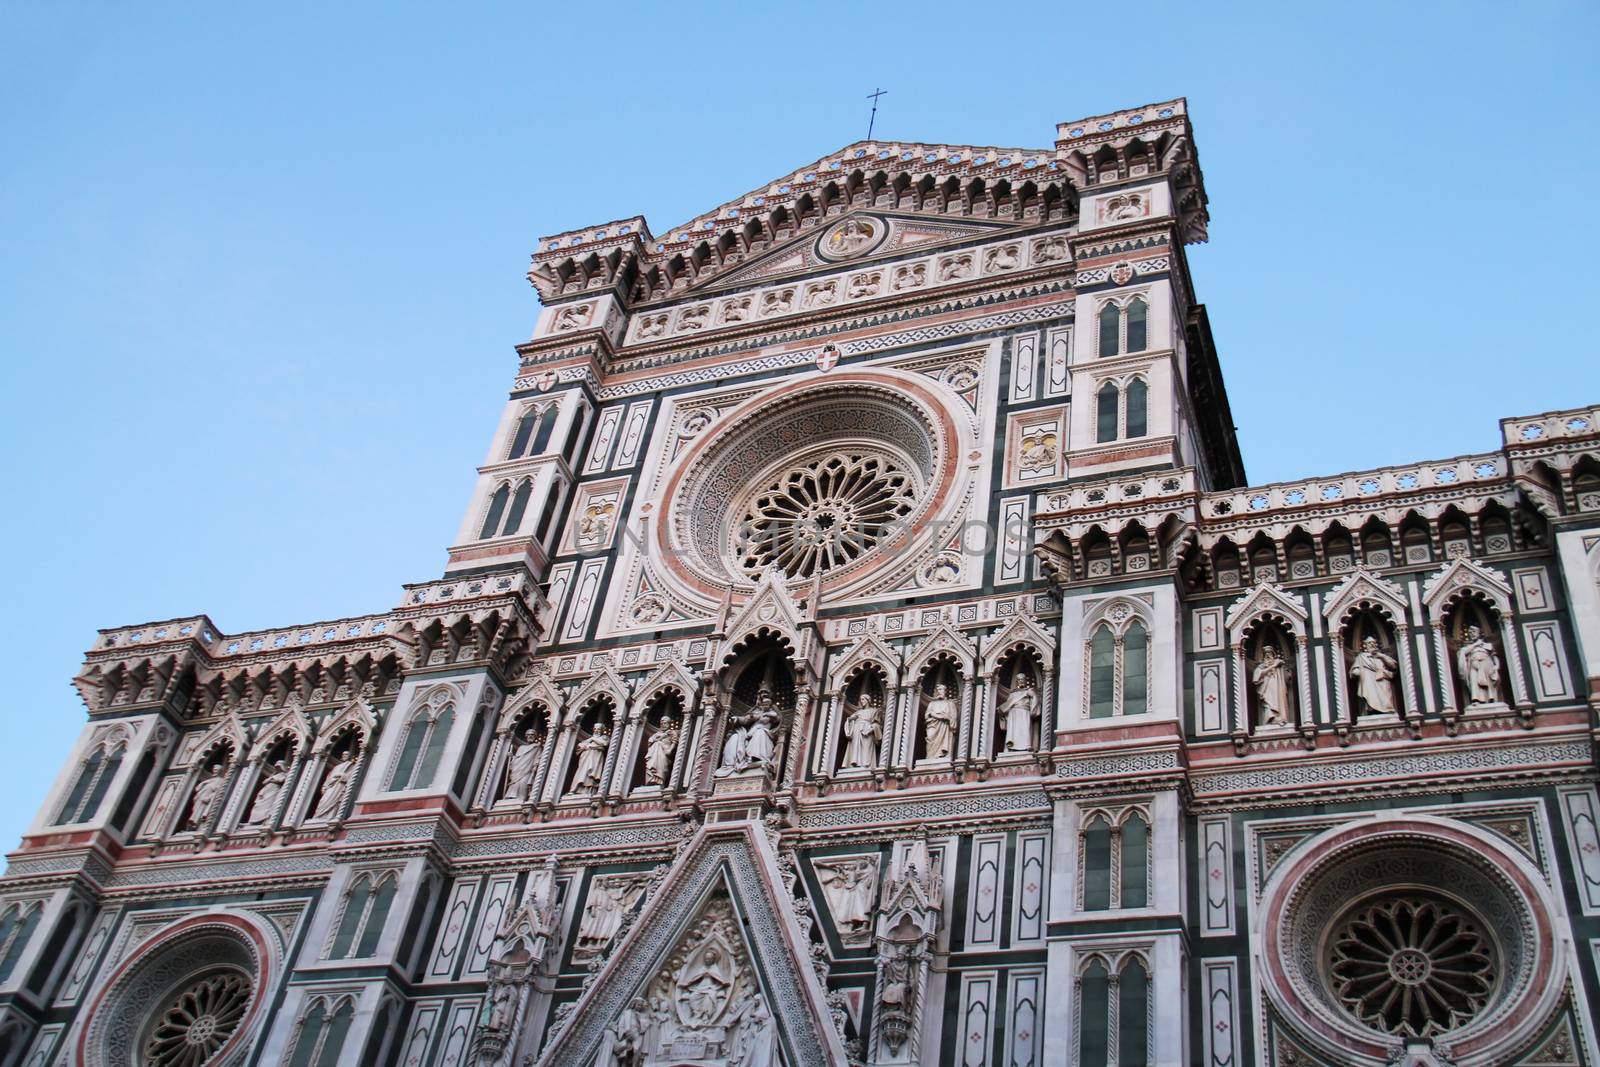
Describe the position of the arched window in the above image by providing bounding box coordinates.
[1125,379,1148,438]
[287,1001,327,1067]
[1117,956,1151,1065]
[1082,815,1113,911]
[1120,812,1149,909]
[1089,627,1116,718]
[1123,623,1148,716]
[478,485,510,540]
[1096,383,1121,444]
[1079,958,1111,1064]
[56,743,122,826]
[1125,298,1147,353]
[507,408,540,460]
[501,481,532,536]
[390,703,454,792]
[533,485,562,546]
[0,903,42,983]
[329,873,397,960]
[1098,304,1121,358]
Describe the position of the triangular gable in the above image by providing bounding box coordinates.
[827,630,902,691]
[1421,557,1514,615]
[980,611,1056,674]
[717,568,819,681]
[248,699,313,761]
[632,658,699,709]
[568,665,630,712]
[312,686,379,755]
[498,676,565,732]
[1322,568,1410,628]
[192,711,250,767]
[905,619,977,679]
[1224,582,1309,638]
[536,822,847,1067]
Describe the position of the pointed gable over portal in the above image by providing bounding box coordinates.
[535,821,847,1066]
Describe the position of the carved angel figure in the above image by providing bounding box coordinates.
[842,695,882,769]
[503,728,543,803]
[1457,624,1502,704]
[244,760,288,824]
[186,763,226,830]
[1000,673,1038,751]
[816,858,877,938]
[570,722,610,795]
[922,684,957,759]
[644,718,679,786]
[308,748,355,822]
[1349,637,1399,715]
[1252,645,1292,726]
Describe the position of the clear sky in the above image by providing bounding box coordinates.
[1,2,1595,852]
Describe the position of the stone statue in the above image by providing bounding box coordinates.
[922,683,957,760]
[644,718,679,786]
[827,217,876,256]
[308,748,355,822]
[244,760,288,824]
[576,878,635,957]
[814,857,877,941]
[1456,624,1502,704]
[1252,644,1292,726]
[606,997,650,1067]
[486,975,519,1032]
[503,727,543,803]
[1000,673,1039,752]
[731,998,775,1067]
[570,722,610,795]
[841,694,882,769]
[719,709,748,773]
[984,245,1019,272]
[1349,637,1399,715]
[186,763,225,830]
[718,687,781,775]
[891,263,926,290]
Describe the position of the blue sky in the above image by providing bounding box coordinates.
[1,2,1595,851]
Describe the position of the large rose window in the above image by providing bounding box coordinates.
[143,969,254,1067]
[737,450,916,578]
[1326,894,1496,1038]
[662,376,960,594]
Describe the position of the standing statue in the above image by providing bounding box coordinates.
[1348,637,1399,715]
[503,727,543,803]
[245,760,288,824]
[570,721,610,795]
[1000,673,1039,752]
[815,858,878,941]
[644,718,679,786]
[1456,624,1503,705]
[485,975,518,1032]
[606,996,650,1067]
[186,763,226,830]
[309,748,355,822]
[743,688,780,768]
[842,694,882,769]
[1252,644,1292,726]
[921,683,958,760]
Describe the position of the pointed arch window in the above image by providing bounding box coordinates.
[501,481,533,536]
[1125,379,1148,438]
[328,872,397,960]
[1098,296,1151,358]
[508,408,539,459]
[1082,815,1113,910]
[1079,957,1111,1065]
[1096,383,1121,444]
[1086,617,1150,719]
[1078,952,1152,1066]
[1125,298,1147,353]
[478,485,510,540]
[1119,812,1149,909]
[1117,956,1151,1065]
[1098,304,1121,359]
[287,998,355,1067]
[389,703,454,792]
[56,742,124,826]
[0,903,42,983]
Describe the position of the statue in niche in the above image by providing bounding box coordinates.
[308,748,355,822]
[815,857,878,942]
[244,759,288,824]
[1018,428,1058,473]
[644,718,679,786]
[1348,637,1399,716]
[1000,672,1039,752]
[578,501,616,545]
[922,683,958,760]
[185,763,226,830]
[1252,644,1292,727]
[841,693,882,769]
[1457,624,1503,704]
[486,977,518,1032]
[605,997,650,1067]
[717,687,781,775]
[570,721,610,795]
[502,726,543,803]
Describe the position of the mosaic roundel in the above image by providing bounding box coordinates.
[816,215,887,261]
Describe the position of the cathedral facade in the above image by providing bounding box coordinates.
[3,98,1600,1067]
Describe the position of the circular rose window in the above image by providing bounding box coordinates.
[143,968,254,1066]
[660,374,963,597]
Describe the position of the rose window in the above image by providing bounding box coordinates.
[142,969,253,1067]
[1327,895,1495,1038]
[736,451,916,578]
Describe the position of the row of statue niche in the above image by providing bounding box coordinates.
[1247,617,1506,728]
[499,708,686,804]
[181,739,358,832]
[839,666,1039,769]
